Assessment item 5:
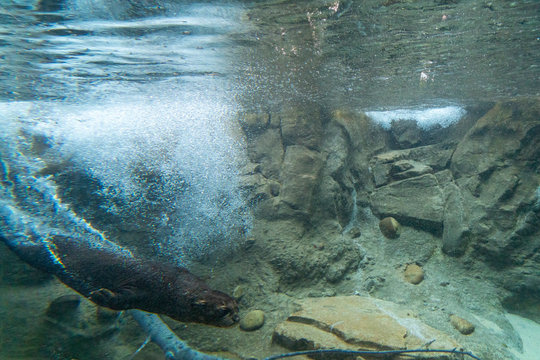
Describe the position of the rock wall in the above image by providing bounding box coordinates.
[239,97,540,301]
[449,99,540,298]
[365,98,540,304]
[238,104,389,285]
[239,105,388,226]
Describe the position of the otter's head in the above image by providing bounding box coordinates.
[188,289,239,327]
[163,272,239,326]
[156,265,240,326]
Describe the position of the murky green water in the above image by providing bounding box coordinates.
[1,1,539,359]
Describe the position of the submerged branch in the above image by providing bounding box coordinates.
[128,310,224,360]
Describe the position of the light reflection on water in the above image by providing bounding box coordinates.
[0,0,538,256]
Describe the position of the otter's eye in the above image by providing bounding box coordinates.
[194,299,207,308]
[216,308,230,317]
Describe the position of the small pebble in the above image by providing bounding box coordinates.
[379,217,401,239]
[347,227,361,239]
[239,310,265,331]
[233,285,245,300]
[450,314,475,335]
[404,264,424,285]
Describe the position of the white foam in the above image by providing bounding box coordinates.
[506,313,540,360]
[365,106,466,130]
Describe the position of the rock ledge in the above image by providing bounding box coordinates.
[274,296,460,359]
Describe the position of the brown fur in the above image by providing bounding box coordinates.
[9,235,239,326]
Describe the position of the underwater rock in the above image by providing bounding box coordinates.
[442,183,470,256]
[313,121,354,226]
[449,98,540,297]
[46,294,81,318]
[280,105,322,151]
[450,314,475,335]
[278,145,323,218]
[451,98,540,179]
[347,226,361,238]
[246,129,284,180]
[370,174,444,234]
[238,112,270,137]
[331,110,382,151]
[390,119,423,148]
[232,285,245,300]
[240,173,277,204]
[267,225,362,285]
[379,217,401,239]
[370,144,454,187]
[96,306,119,323]
[240,310,265,331]
[314,175,353,227]
[403,264,424,285]
[390,160,433,181]
[274,296,460,356]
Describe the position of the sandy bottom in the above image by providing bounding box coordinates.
[506,313,540,360]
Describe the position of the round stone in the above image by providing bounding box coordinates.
[233,285,245,300]
[379,217,401,239]
[404,264,424,285]
[239,310,265,331]
[46,294,81,318]
[450,314,475,335]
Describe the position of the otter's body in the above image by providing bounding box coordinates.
[2,235,238,327]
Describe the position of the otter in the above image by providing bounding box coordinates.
[2,234,239,327]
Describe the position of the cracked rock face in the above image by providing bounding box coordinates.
[239,98,540,302]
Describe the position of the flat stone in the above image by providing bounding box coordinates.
[274,321,353,351]
[370,144,453,187]
[274,296,460,357]
[390,160,433,181]
[370,173,445,234]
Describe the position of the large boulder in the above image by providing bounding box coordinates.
[238,112,270,138]
[277,145,323,219]
[441,182,470,256]
[369,173,445,234]
[389,119,423,148]
[312,110,390,226]
[246,129,284,180]
[280,106,323,151]
[451,98,540,178]
[274,296,460,358]
[370,144,454,187]
[450,99,540,250]
[448,98,540,298]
